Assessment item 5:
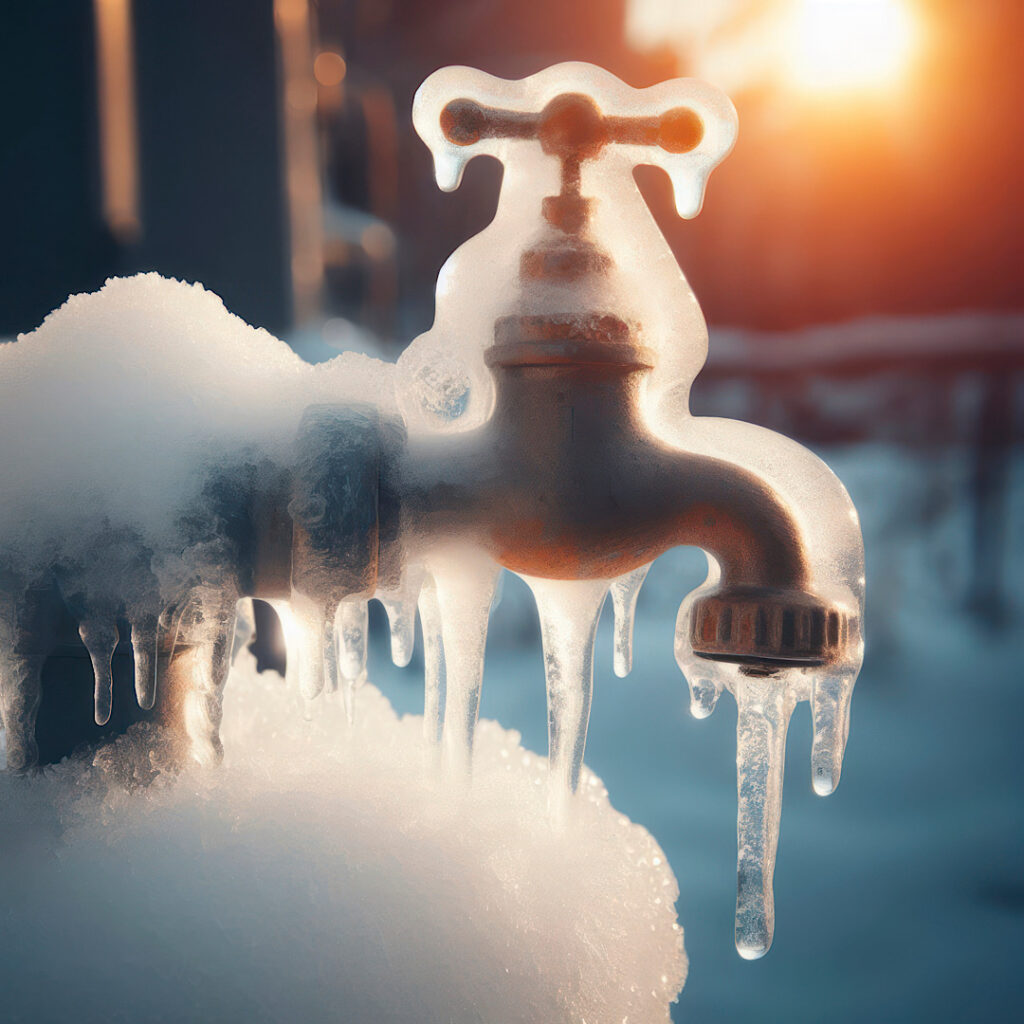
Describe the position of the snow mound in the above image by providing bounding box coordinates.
[0,648,686,1024]
[0,273,392,572]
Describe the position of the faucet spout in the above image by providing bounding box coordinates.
[658,450,809,593]
[402,359,803,576]
[398,351,844,670]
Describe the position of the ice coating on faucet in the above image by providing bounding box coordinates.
[400,63,738,434]
[413,63,737,214]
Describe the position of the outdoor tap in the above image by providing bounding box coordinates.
[389,62,865,957]
[397,64,859,672]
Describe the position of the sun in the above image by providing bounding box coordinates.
[786,0,917,93]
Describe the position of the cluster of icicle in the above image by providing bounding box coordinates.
[262,549,861,960]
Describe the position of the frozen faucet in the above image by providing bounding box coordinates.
[389,65,865,956]
[0,64,864,960]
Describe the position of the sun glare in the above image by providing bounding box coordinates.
[787,0,916,92]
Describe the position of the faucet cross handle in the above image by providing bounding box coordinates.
[414,62,739,218]
[440,93,705,203]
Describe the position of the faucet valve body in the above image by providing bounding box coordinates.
[410,61,862,678]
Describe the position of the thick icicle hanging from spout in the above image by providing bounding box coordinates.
[428,552,499,776]
[523,577,608,817]
[79,619,119,726]
[733,674,796,959]
[609,564,650,678]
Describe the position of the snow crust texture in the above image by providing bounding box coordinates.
[0,646,686,1024]
[0,272,390,576]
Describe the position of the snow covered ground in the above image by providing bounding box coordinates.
[0,649,686,1024]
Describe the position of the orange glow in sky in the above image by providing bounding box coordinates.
[786,0,916,92]
[626,0,919,98]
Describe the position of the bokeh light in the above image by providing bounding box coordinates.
[785,0,916,92]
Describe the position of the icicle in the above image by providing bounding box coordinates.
[810,670,856,796]
[609,563,650,677]
[178,596,238,767]
[266,599,301,691]
[417,574,446,745]
[336,599,368,681]
[130,615,158,711]
[429,551,499,777]
[673,588,724,719]
[523,576,608,817]
[323,616,339,695]
[688,676,723,719]
[79,619,119,726]
[288,595,332,701]
[336,599,368,723]
[733,674,796,960]
[230,598,256,663]
[380,594,416,666]
[154,602,183,704]
[378,566,424,668]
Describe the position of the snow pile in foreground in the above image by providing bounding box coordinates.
[0,649,685,1024]
[0,273,392,575]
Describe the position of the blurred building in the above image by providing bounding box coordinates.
[4,1,1020,337]
[0,0,291,335]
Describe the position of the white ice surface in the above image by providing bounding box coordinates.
[0,647,685,1024]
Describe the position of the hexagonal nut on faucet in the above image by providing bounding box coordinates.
[689,586,855,671]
